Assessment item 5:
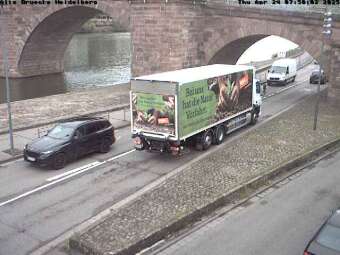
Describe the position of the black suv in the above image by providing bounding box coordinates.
[24,117,115,169]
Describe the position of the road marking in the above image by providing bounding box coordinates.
[264,79,307,100]
[0,158,23,166]
[46,161,102,182]
[0,149,136,208]
[106,149,136,162]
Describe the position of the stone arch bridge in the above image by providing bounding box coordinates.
[1,1,340,96]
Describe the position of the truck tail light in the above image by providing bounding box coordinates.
[304,251,313,255]
[169,144,180,155]
[134,137,142,145]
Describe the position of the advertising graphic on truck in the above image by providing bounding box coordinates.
[179,70,252,138]
[132,92,176,136]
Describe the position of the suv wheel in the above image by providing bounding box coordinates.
[99,138,111,153]
[53,153,66,170]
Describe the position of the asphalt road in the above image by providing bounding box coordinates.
[0,64,320,255]
[152,147,340,255]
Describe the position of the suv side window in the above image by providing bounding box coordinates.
[101,120,110,129]
[74,126,85,139]
[85,122,100,135]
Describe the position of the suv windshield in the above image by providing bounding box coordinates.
[270,66,287,74]
[48,125,75,139]
[316,224,340,251]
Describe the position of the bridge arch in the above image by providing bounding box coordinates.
[203,17,323,66]
[17,2,130,76]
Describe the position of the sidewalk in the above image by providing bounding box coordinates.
[69,94,340,255]
[0,83,130,134]
[0,83,131,164]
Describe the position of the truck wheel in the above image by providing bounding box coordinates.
[195,130,213,151]
[202,130,213,150]
[213,125,225,145]
[250,111,258,125]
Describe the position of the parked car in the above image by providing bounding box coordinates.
[310,70,327,84]
[304,208,340,255]
[24,117,115,169]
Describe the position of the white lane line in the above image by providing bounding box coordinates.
[46,161,102,182]
[0,158,24,166]
[264,79,307,100]
[106,149,136,162]
[0,149,136,208]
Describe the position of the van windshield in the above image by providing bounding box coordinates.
[269,66,287,74]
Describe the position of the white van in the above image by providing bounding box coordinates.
[267,58,297,86]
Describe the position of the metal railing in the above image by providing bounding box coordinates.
[37,106,130,138]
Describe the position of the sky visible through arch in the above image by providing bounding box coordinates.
[237,35,299,64]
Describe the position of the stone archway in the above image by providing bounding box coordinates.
[208,35,269,65]
[202,17,323,66]
[7,1,130,77]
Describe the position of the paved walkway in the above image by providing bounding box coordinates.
[69,94,340,255]
[0,83,130,134]
[0,84,130,164]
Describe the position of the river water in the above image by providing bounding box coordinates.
[0,32,131,104]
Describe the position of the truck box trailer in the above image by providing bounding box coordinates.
[130,64,262,154]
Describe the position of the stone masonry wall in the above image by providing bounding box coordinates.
[130,2,205,76]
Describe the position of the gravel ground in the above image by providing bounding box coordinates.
[70,95,340,255]
[0,84,130,133]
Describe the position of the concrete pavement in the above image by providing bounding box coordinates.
[69,92,340,255]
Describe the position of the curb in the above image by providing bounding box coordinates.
[0,122,131,166]
[0,103,130,136]
[70,136,340,255]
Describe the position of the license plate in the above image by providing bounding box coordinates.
[27,156,36,162]
[134,143,144,150]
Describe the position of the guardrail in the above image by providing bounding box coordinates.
[36,106,130,138]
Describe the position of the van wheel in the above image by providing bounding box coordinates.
[292,76,296,82]
[52,153,66,170]
[99,138,111,153]
[213,125,225,145]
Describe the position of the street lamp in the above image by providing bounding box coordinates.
[313,10,332,130]
[0,10,15,154]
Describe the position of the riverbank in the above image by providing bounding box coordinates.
[0,83,130,134]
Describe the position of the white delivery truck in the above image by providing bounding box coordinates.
[267,58,297,86]
[130,64,262,154]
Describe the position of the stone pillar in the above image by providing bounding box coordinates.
[0,8,22,78]
[130,2,205,76]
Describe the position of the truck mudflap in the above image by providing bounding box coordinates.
[132,134,181,155]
